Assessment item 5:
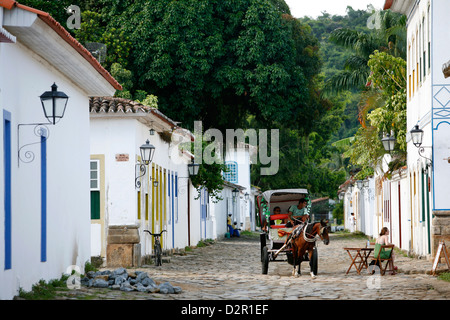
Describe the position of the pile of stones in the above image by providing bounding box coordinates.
[80,267,182,294]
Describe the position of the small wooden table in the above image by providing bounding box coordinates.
[344,247,374,275]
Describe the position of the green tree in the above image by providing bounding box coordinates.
[345,51,407,177]
[73,11,131,71]
[324,9,406,95]
[102,0,324,132]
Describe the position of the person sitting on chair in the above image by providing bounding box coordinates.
[232,221,241,237]
[371,227,397,274]
[286,198,309,228]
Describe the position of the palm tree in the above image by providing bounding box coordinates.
[323,10,406,95]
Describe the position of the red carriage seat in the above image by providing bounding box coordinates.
[269,214,289,229]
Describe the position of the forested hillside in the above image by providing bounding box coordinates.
[300,6,374,142]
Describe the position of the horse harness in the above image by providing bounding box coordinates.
[273,222,325,259]
[296,222,326,244]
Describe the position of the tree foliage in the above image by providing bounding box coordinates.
[94,0,324,132]
[324,9,406,95]
[345,51,407,177]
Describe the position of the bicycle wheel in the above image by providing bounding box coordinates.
[154,243,162,266]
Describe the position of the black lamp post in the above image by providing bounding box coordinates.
[232,188,239,198]
[39,83,69,125]
[187,159,200,177]
[410,125,424,148]
[18,83,69,165]
[356,180,363,189]
[135,140,155,189]
[409,125,433,170]
[149,121,155,136]
[140,140,155,165]
[381,133,396,153]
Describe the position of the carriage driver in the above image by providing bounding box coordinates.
[286,198,309,228]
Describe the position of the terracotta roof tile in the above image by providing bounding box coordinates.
[0,1,122,91]
[384,0,394,10]
[89,97,196,142]
[0,0,15,10]
[90,97,151,114]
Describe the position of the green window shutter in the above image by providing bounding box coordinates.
[91,191,100,219]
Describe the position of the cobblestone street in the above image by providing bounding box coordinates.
[60,233,450,301]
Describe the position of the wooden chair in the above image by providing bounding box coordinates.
[371,244,395,275]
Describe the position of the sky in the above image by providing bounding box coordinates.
[284,0,387,19]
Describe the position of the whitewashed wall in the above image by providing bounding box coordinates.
[224,146,251,229]
[404,0,449,256]
[90,116,204,256]
[0,41,91,299]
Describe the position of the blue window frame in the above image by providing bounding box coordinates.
[223,161,238,183]
[3,110,12,270]
[175,173,178,222]
[40,130,47,262]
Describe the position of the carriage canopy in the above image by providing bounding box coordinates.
[257,188,310,227]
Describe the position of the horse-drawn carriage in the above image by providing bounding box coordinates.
[257,189,330,277]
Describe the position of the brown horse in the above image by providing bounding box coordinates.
[290,219,330,278]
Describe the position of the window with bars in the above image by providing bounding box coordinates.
[223,161,238,183]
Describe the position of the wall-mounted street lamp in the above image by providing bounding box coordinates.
[363,180,370,189]
[178,158,200,247]
[135,140,155,189]
[140,140,155,165]
[356,180,363,189]
[40,83,69,125]
[18,83,69,165]
[381,132,396,154]
[410,125,433,172]
[149,121,155,136]
[348,184,353,194]
[362,179,374,200]
[410,125,424,148]
[232,188,239,198]
[346,185,353,204]
[176,159,200,183]
[187,159,200,177]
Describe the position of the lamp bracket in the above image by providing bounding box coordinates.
[135,163,146,189]
[17,123,50,166]
[418,146,433,169]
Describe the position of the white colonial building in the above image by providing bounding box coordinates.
[222,142,257,231]
[341,0,450,260]
[0,1,120,299]
[385,0,450,257]
[89,96,202,267]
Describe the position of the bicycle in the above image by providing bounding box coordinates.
[144,230,166,266]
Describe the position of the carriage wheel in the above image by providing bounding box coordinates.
[310,247,318,275]
[262,246,269,274]
[260,233,266,262]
